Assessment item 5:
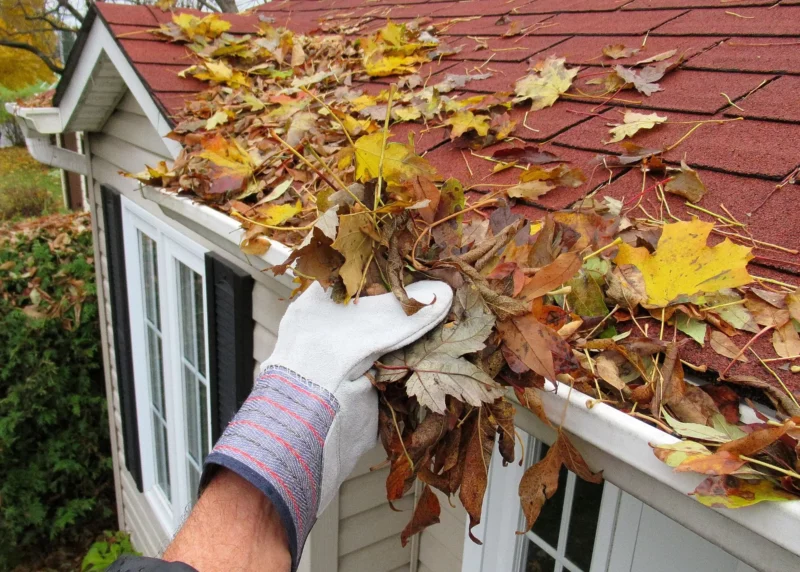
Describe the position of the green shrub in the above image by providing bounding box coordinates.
[0,213,114,569]
[0,185,56,220]
[81,531,140,572]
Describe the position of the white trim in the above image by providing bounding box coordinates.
[121,196,211,534]
[57,19,181,157]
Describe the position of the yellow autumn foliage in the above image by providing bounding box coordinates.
[0,0,59,90]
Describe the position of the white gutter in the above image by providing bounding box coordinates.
[143,184,800,570]
[5,103,89,177]
[517,380,800,571]
[140,186,295,289]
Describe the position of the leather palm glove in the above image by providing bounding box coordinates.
[202,281,453,571]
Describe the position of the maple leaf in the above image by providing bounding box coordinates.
[331,212,374,298]
[354,131,439,185]
[613,61,671,96]
[606,111,667,144]
[518,163,586,189]
[614,219,754,307]
[664,161,707,203]
[381,287,503,413]
[602,44,639,59]
[513,56,579,110]
[444,111,491,139]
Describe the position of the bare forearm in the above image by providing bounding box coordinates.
[163,469,291,572]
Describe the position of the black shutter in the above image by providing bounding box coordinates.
[205,252,254,442]
[101,185,143,491]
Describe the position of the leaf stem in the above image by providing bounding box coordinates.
[739,455,800,481]
[384,397,415,472]
[749,348,800,411]
[665,117,743,152]
[719,324,773,379]
[375,85,397,223]
[583,237,623,261]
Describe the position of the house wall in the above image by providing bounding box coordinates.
[90,91,413,570]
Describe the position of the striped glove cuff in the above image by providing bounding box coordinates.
[201,366,340,571]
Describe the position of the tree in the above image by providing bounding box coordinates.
[0,0,59,89]
[0,0,239,88]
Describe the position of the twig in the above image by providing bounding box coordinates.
[740,456,800,481]
[301,87,356,147]
[721,92,744,111]
[720,324,773,378]
[583,237,623,261]
[665,117,743,152]
[750,348,800,410]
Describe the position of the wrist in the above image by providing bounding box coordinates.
[201,366,339,571]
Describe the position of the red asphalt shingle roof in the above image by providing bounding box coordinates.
[92,0,799,390]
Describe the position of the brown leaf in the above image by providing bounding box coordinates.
[605,264,647,309]
[497,315,557,381]
[401,485,441,546]
[514,386,553,428]
[386,455,414,502]
[710,331,748,362]
[745,292,790,328]
[724,376,800,418]
[773,321,800,359]
[556,432,602,484]
[602,44,639,59]
[459,408,496,543]
[518,441,562,532]
[519,252,582,301]
[718,421,794,457]
[491,399,517,465]
[702,385,741,424]
[491,146,562,165]
[665,161,706,203]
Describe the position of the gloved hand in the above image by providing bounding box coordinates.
[202,281,453,571]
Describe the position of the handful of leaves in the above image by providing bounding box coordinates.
[131,13,800,544]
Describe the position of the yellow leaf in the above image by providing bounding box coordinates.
[507,180,554,200]
[394,106,423,122]
[614,219,754,307]
[363,53,427,77]
[444,111,491,139]
[173,13,230,40]
[514,56,579,110]
[606,111,667,143]
[331,212,374,297]
[257,200,302,226]
[354,131,438,185]
[205,110,231,130]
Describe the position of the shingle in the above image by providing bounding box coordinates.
[439,14,553,36]
[623,0,775,8]
[516,0,635,14]
[119,40,195,66]
[653,6,800,36]
[135,64,206,92]
[725,76,800,123]
[96,4,159,26]
[569,69,774,114]
[554,110,800,179]
[440,35,570,63]
[684,38,800,75]
[552,35,719,66]
[537,9,686,35]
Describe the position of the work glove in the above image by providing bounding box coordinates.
[202,281,453,571]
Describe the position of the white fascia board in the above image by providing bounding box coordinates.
[519,380,800,569]
[56,19,182,159]
[141,186,294,289]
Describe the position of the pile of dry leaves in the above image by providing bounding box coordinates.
[131,12,800,544]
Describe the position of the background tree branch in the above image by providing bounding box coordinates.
[0,39,64,74]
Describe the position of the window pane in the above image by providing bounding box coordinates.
[193,270,206,374]
[525,540,556,572]
[199,382,209,457]
[147,327,167,416]
[530,446,568,548]
[185,365,199,463]
[139,232,160,328]
[153,415,171,501]
[179,264,195,367]
[565,477,604,570]
[187,463,200,505]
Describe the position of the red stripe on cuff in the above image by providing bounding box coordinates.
[245,395,326,445]
[263,372,337,417]
[229,420,317,504]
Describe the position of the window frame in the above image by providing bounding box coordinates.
[462,430,621,572]
[121,197,211,533]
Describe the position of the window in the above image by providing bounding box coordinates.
[122,198,211,532]
[463,430,620,572]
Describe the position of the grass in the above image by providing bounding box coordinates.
[0,146,64,220]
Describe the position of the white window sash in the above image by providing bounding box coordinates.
[121,197,209,534]
[462,430,621,572]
